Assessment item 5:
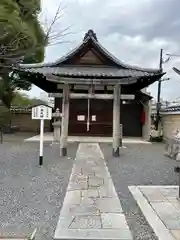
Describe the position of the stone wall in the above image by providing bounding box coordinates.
[10,106,51,133]
[162,114,180,139]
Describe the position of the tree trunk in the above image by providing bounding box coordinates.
[0,126,3,144]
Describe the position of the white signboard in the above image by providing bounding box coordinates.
[32,105,52,120]
[31,105,52,166]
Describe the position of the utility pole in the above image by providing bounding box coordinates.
[156,48,163,131]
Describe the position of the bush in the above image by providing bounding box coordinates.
[149,135,164,142]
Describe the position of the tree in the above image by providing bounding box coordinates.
[0,0,45,65]
[0,2,70,65]
[0,2,70,108]
[0,0,46,108]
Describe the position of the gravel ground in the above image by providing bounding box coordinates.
[0,142,77,240]
[101,143,178,240]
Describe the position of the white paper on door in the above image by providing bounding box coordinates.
[77,115,85,121]
[92,115,96,121]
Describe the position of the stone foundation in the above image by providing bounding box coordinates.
[164,138,180,160]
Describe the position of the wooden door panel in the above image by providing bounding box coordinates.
[69,99,113,136]
[90,99,112,136]
[120,101,142,137]
[55,97,142,137]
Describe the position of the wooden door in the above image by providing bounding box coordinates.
[69,99,87,135]
[69,99,113,136]
[120,101,142,137]
[89,99,112,136]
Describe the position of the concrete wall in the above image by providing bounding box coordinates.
[162,114,180,139]
[11,112,51,133]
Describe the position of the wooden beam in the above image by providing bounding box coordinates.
[46,76,139,85]
[48,93,135,100]
[60,84,69,157]
[112,84,121,157]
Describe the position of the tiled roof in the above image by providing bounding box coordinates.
[161,105,180,113]
[18,30,162,76]
[19,65,161,78]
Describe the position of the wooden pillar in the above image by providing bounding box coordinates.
[142,99,151,140]
[60,84,69,157]
[112,84,121,157]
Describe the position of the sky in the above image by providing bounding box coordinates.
[27,0,180,102]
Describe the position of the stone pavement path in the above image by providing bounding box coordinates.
[129,186,180,240]
[54,143,132,240]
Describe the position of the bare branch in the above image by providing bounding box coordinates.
[44,3,64,42]
[0,2,72,62]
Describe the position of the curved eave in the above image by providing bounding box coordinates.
[16,69,57,93]
[16,68,164,93]
[17,66,164,79]
[50,37,161,73]
[19,40,161,74]
[19,30,161,74]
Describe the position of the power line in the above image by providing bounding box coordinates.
[166,53,180,57]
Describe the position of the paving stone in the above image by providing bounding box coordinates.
[96,170,111,179]
[150,202,178,217]
[161,214,180,230]
[88,176,104,188]
[63,190,81,205]
[56,216,75,229]
[101,213,129,229]
[95,197,123,213]
[169,199,180,210]
[81,189,99,198]
[141,189,166,202]
[55,229,133,240]
[81,196,95,205]
[140,188,180,231]
[160,188,178,197]
[69,215,102,229]
[129,186,176,240]
[67,177,88,191]
[98,186,118,198]
[69,175,88,184]
[81,168,95,177]
[60,204,100,216]
[70,172,86,180]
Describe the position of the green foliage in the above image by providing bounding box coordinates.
[0,0,45,61]
[0,0,46,108]
[149,135,164,142]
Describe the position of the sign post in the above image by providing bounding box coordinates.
[39,119,44,165]
[32,104,52,166]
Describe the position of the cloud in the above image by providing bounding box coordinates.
[28,0,180,102]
